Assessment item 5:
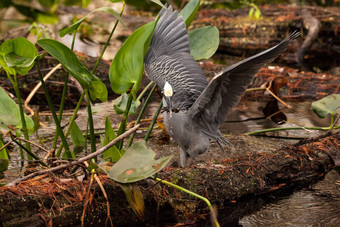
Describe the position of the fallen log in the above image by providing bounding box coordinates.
[194,5,340,70]
[1,131,339,226]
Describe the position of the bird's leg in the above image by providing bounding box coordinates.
[179,148,188,168]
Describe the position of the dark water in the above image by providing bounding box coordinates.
[239,170,340,226]
[223,101,340,226]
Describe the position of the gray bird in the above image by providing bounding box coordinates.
[144,6,299,167]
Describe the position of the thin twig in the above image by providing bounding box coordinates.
[5,124,140,187]
[84,161,113,226]
[15,137,50,153]
[24,63,62,116]
[81,170,94,227]
[0,140,12,152]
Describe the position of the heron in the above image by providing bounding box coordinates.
[144,6,299,167]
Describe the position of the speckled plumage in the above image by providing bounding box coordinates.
[144,6,299,167]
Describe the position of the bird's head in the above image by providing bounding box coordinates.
[163,81,174,116]
[163,81,173,98]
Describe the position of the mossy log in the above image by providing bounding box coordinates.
[1,131,339,226]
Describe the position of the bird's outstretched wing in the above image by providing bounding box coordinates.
[144,6,208,110]
[189,31,300,127]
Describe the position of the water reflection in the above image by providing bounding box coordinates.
[239,170,340,226]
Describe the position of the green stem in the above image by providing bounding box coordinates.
[127,83,157,148]
[116,92,133,150]
[155,177,220,227]
[52,31,77,150]
[11,73,32,159]
[246,126,340,135]
[330,114,334,128]
[92,1,125,74]
[136,81,154,101]
[56,91,86,157]
[35,62,75,159]
[144,101,163,142]
[85,90,96,156]
[10,133,48,167]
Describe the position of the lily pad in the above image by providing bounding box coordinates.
[189,26,219,60]
[0,37,38,75]
[100,140,173,183]
[311,94,340,118]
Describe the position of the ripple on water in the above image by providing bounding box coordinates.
[239,170,340,226]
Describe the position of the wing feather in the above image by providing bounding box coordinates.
[144,6,208,110]
[189,31,300,127]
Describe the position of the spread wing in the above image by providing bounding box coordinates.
[189,31,300,126]
[144,6,208,110]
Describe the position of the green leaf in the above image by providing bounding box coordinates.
[109,20,157,97]
[311,94,340,118]
[100,140,173,183]
[70,121,85,155]
[189,26,219,60]
[87,160,99,172]
[102,116,122,162]
[248,7,254,18]
[179,0,200,27]
[113,93,141,115]
[13,4,59,24]
[254,8,261,19]
[0,134,9,173]
[60,7,125,37]
[110,0,123,2]
[38,0,57,8]
[81,0,91,8]
[37,39,108,101]
[119,183,145,220]
[150,0,166,8]
[0,37,38,75]
[0,87,34,136]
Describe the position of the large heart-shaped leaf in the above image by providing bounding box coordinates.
[189,26,219,60]
[100,140,173,183]
[179,0,200,27]
[0,87,34,136]
[0,37,38,75]
[312,94,340,118]
[60,7,125,37]
[37,39,107,101]
[109,20,157,98]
